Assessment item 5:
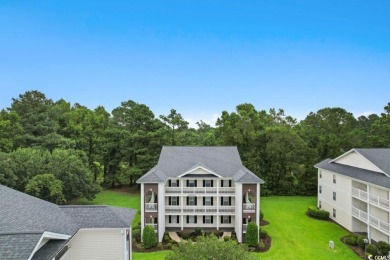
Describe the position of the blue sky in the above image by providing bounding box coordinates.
[1,1,389,126]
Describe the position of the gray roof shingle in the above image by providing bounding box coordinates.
[0,234,42,260]
[355,148,390,174]
[137,146,264,184]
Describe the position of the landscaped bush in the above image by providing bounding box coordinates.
[377,241,390,255]
[142,225,157,249]
[157,242,163,250]
[194,227,202,236]
[260,210,264,221]
[179,230,193,240]
[224,236,231,242]
[366,244,378,255]
[307,206,329,220]
[345,235,357,246]
[167,242,174,250]
[260,229,267,239]
[212,229,223,238]
[136,243,145,252]
[246,222,259,247]
[163,232,170,243]
[258,241,266,250]
[231,230,237,240]
[132,228,141,242]
[357,236,366,249]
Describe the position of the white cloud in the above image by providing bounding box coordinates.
[354,111,377,118]
[184,112,221,128]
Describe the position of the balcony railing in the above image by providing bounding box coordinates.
[165,205,235,214]
[352,206,368,222]
[352,187,390,210]
[145,223,158,232]
[219,206,235,213]
[183,206,218,213]
[165,187,235,194]
[370,215,390,234]
[165,205,181,213]
[145,203,157,212]
[243,203,256,213]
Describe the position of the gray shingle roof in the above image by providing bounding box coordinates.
[31,240,68,260]
[0,185,136,260]
[137,146,264,184]
[315,159,390,189]
[355,148,390,174]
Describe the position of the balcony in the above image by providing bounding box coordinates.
[370,215,390,234]
[165,187,235,194]
[352,187,390,210]
[243,203,256,213]
[145,203,157,212]
[165,205,235,214]
[145,223,158,232]
[219,187,235,194]
[165,205,181,213]
[183,187,217,194]
[352,206,368,222]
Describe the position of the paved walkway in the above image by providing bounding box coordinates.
[220,232,231,241]
[169,232,182,243]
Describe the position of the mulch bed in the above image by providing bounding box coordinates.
[340,236,365,259]
[260,220,270,226]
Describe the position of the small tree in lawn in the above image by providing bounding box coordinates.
[142,225,157,249]
[246,221,259,247]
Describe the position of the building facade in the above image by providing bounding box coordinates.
[136,146,264,243]
[316,148,390,243]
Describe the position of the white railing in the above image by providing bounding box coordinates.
[183,187,218,194]
[145,223,158,232]
[219,206,235,213]
[219,187,235,194]
[165,187,181,194]
[165,206,181,213]
[369,193,390,210]
[370,215,390,234]
[243,224,247,233]
[243,203,256,213]
[352,187,368,201]
[352,206,368,222]
[182,206,218,213]
[145,203,157,212]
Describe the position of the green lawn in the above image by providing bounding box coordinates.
[73,190,360,259]
[73,189,141,227]
[258,196,359,260]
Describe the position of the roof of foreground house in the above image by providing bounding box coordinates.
[315,148,390,189]
[0,185,136,260]
[137,146,264,184]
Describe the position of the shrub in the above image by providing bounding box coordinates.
[231,231,237,240]
[260,229,268,239]
[132,228,141,242]
[246,222,259,247]
[377,241,390,255]
[204,231,212,237]
[260,210,264,221]
[180,230,193,240]
[142,225,157,249]
[212,229,223,238]
[357,236,366,249]
[157,242,163,250]
[366,244,378,255]
[345,236,357,246]
[224,236,231,242]
[194,227,202,236]
[136,243,144,252]
[258,241,266,250]
[163,232,170,243]
[307,206,329,220]
[167,242,174,249]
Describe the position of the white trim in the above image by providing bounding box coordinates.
[28,231,71,260]
[177,166,223,178]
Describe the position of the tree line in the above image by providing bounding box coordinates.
[0,90,389,203]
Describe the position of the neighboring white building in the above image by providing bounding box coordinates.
[0,185,136,260]
[316,148,390,243]
[136,146,264,243]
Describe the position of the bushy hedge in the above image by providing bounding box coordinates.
[344,235,357,246]
[246,222,259,247]
[357,236,366,248]
[179,230,193,240]
[307,206,329,220]
[260,229,268,239]
[132,228,141,242]
[378,241,390,255]
[366,244,378,255]
[142,225,157,249]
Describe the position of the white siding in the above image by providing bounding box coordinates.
[371,228,389,243]
[67,229,127,260]
[335,151,383,173]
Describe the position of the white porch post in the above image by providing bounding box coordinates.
[140,183,144,242]
[181,179,184,230]
[217,179,220,230]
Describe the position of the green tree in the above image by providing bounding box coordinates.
[142,225,157,249]
[160,109,189,145]
[369,103,390,147]
[25,173,65,204]
[246,221,259,247]
[166,234,256,260]
[0,110,24,152]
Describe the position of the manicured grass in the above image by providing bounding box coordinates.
[72,189,141,227]
[133,251,171,259]
[258,196,359,260]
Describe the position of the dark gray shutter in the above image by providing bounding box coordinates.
[203,197,205,205]
[154,217,157,224]
[221,216,223,223]
[187,197,189,205]
[211,216,213,223]
[169,197,171,205]
[229,197,231,206]
[211,180,214,187]
[168,180,171,186]
[187,216,189,223]
[229,216,231,223]
[177,216,179,223]
[211,197,214,205]
[195,197,198,206]
[177,180,179,186]
[169,216,171,223]
[195,180,197,187]
[177,197,179,204]
[203,216,205,223]
[186,180,189,186]
[243,218,246,224]
[229,180,232,187]
[203,180,205,187]
[195,216,197,224]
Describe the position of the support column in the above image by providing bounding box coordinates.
[367,185,371,243]
[217,179,219,230]
[181,179,184,230]
[141,183,144,242]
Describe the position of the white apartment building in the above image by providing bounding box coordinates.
[316,148,390,243]
[136,146,264,243]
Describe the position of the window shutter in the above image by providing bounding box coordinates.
[211,197,213,205]
[211,180,214,187]
[177,216,179,223]
[169,216,171,223]
[221,197,223,206]
[243,218,246,224]
[229,197,231,206]
[221,180,224,187]
[229,180,232,187]
[203,180,205,187]
[177,197,180,204]
[203,197,205,205]
[187,197,189,205]
[155,217,158,224]
[169,197,171,205]
[211,216,213,224]
[186,180,189,186]
[195,197,198,206]
[229,216,231,223]
[203,216,205,223]
[195,180,197,187]
[168,180,171,186]
[195,216,197,224]
[221,216,223,223]
[177,180,179,186]
[187,216,189,223]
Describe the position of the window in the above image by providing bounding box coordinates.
[168,215,180,224]
[222,197,230,206]
[187,216,197,224]
[333,208,336,218]
[319,185,322,194]
[204,216,212,224]
[221,180,231,187]
[221,216,231,224]
[333,192,336,201]
[319,201,322,209]
[169,180,179,187]
[171,197,178,206]
[205,180,212,187]
[204,197,212,206]
[188,180,196,187]
[333,175,336,184]
[188,196,196,206]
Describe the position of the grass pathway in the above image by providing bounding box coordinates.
[258,196,359,260]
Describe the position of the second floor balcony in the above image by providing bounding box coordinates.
[165,186,235,194]
[165,205,235,214]
[352,187,390,210]
[352,206,390,234]
[243,203,256,213]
